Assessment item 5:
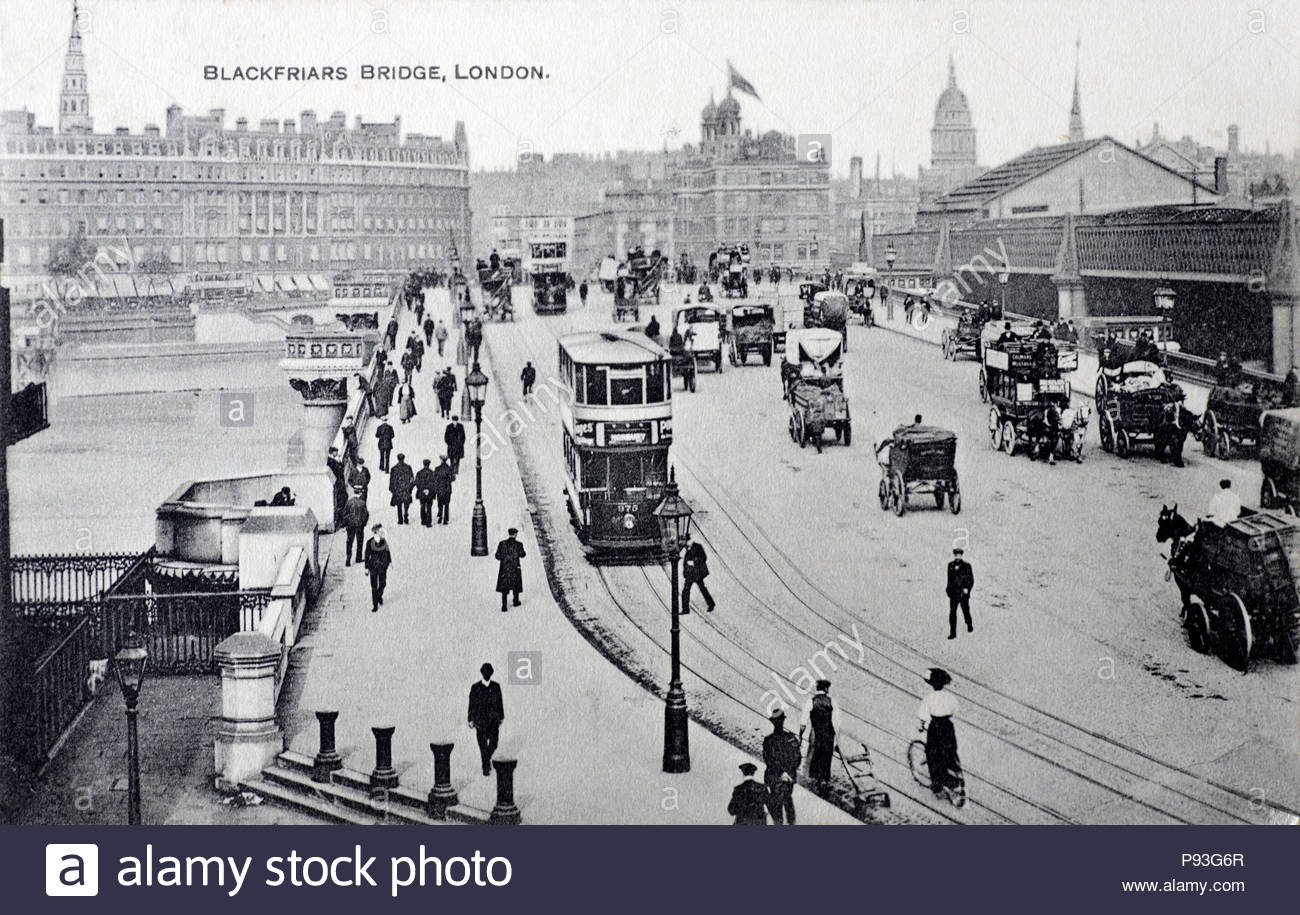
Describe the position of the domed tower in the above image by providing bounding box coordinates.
[931,56,976,169]
[700,94,718,142]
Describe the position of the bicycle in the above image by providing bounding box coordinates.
[908,733,967,808]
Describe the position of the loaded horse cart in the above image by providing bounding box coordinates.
[782,328,851,452]
[614,249,665,322]
[940,306,986,362]
[979,324,1085,461]
[477,260,515,321]
[1163,507,1300,671]
[1200,377,1287,460]
[877,423,961,516]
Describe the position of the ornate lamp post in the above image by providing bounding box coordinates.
[1153,285,1176,346]
[653,470,694,774]
[884,243,897,321]
[114,635,149,825]
[466,362,489,557]
[998,264,1010,316]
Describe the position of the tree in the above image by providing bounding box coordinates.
[46,227,97,279]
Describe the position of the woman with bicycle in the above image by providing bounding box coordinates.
[917,668,963,800]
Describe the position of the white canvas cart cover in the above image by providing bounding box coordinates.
[785,328,844,366]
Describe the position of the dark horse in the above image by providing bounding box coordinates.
[1156,504,1197,557]
[1025,405,1064,464]
[1153,402,1200,467]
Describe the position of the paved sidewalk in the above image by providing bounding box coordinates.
[284,290,857,825]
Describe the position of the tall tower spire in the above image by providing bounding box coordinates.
[947,54,957,89]
[1067,37,1084,143]
[59,1,92,134]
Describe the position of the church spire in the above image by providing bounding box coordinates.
[947,54,957,89]
[1067,37,1084,143]
[59,1,92,134]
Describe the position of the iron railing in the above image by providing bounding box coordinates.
[10,550,151,605]
[98,590,271,674]
[18,616,98,766]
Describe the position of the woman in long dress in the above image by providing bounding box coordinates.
[398,381,417,424]
[917,668,962,796]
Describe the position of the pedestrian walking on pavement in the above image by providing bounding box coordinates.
[364,524,391,612]
[355,372,375,416]
[414,459,437,527]
[388,453,415,524]
[494,527,526,611]
[444,416,466,477]
[414,298,425,326]
[521,361,537,396]
[435,320,449,357]
[762,709,801,824]
[398,381,418,424]
[400,347,416,383]
[342,416,359,465]
[436,368,458,419]
[348,456,371,501]
[728,762,769,825]
[946,547,975,639]
[423,315,435,346]
[328,446,348,526]
[375,420,395,472]
[681,536,715,613]
[374,367,397,418]
[433,456,455,524]
[467,663,504,776]
[342,487,369,566]
[384,317,399,351]
[800,679,840,793]
[409,333,425,372]
[578,280,588,307]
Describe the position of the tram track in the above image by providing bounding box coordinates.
[492,303,1295,825]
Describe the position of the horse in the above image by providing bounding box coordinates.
[1156,504,1202,596]
[1153,402,1200,467]
[1057,405,1091,462]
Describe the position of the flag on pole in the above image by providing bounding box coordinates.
[727,61,760,101]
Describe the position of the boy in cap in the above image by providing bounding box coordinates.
[364,524,391,612]
[727,763,769,825]
[946,547,975,639]
[762,709,801,824]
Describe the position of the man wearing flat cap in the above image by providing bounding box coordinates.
[946,547,975,639]
[494,528,526,612]
[762,709,801,824]
[727,762,769,825]
[363,523,391,612]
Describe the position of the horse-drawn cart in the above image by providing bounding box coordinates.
[783,328,850,452]
[1096,362,1197,465]
[979,326,1082,461]
[941,309,985,361]
[1201,381,1286,459]
[1159,505,1300,671]
[728,303,775,366]
[877,424,961,516]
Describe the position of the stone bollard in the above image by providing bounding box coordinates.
[369,726,399,789]
[489,757,521,825]
[213,632,284,789]
[312,711,343,783]
[426,742,459,819]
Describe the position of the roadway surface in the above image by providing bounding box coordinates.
[483,281,1299,825]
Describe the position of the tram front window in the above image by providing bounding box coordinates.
[611,375,644,405]
[645,362,667,403]
[585,366,608,405]
[608,449,667,499]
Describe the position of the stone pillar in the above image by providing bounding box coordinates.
[1051,212,1086,322]
[213,632,284,789]
[1053,278,1087,321]
[489,757,521,825]
[427,742,459,818]
[288,377,349,470]
[1267,202,1299,375]
[369,725,399,789]
[312,710,343,782]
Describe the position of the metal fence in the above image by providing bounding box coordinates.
[10,551,150,605]
[19,616,99,767]
[98,590,271,674]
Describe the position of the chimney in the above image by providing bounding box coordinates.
[235,117,247,131]
[209,108,225,127]
[355,115,364,130]
[1227,124,1239,156]
[329,111,346,128]
[282,118,295,134]
[165,103,184,136]
[849,156,863,199]
[143,124,160,138]
[300,109,317,133]
[1214,156,1228,195]
[259,118,279,133]
[114,126,130,136]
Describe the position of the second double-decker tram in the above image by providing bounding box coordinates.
[557,331,672,555]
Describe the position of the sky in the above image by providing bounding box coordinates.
[1,0,1298,176]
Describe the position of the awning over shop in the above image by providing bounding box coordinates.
[308,274,330,292]
[109,275,138,297]
[292,274,313,292]
[255,274,276,293]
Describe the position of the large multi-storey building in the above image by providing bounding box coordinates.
[0,3,471,307]
[673,92,831,270]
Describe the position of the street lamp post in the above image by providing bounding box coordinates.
[113,635,149,825]
[1153,285,1176,348]
[884,243,897,321]
[653,469,694,774]
[998,264,1010,317]
[466,362,489,557]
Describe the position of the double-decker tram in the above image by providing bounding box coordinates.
[557,331,672,556]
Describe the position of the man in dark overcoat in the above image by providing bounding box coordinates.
[414,459,438,527]
[494,528,526,611]
[432,456,455,525]
[445,416,466,476]
[467,663,504,776]
[388,453,415,525]
[762,710,801,825]
[946,547,975,639]
[375,420,395,472]
[727,763,769,825]
[363,524,391,612]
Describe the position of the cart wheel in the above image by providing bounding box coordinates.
[891,472,906,516]
[1218,430,1232,460]
[949,488,962,515]
[789,415,798,443]
[990,424,1002,451]
[717,348,725,373]
[687,370,696,393]
[934,491,945,508]
[1001,420,1017,456]
[843,422,852,447]
[1262,476,1278,509]
[878,477,890,510]
[797,414,806,448]
[1183,595,1212,655]
[940,330,950,356]
[1202,411,1219,456]
[1115,429,1130,458]
[1218,592,1253,673]
[1095,375,1107,403]
[729,340,738,366]
[979,370,989,403]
